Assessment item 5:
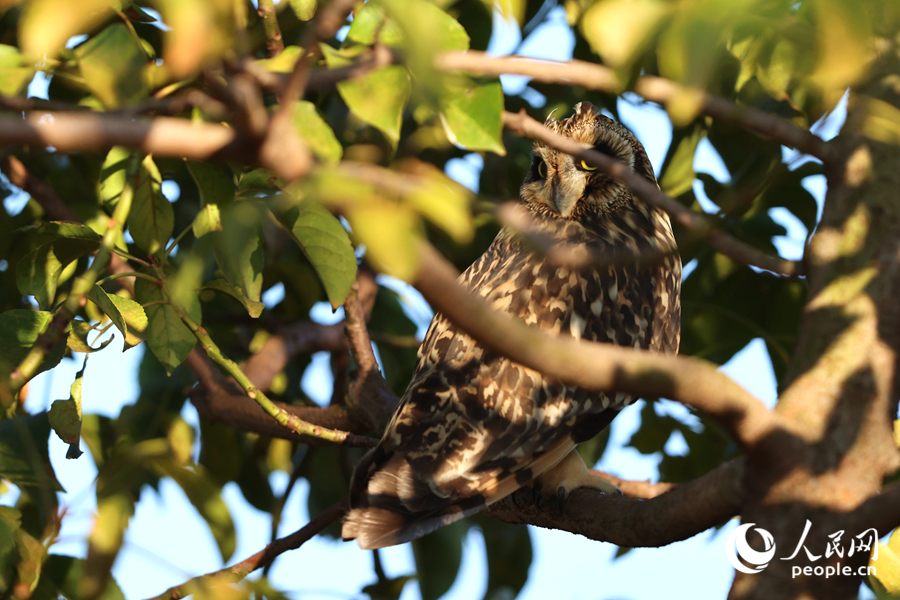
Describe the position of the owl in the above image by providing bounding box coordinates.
[342,102,681,550]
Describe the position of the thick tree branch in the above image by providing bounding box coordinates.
[436,51,834,163]
[413,243,781,452]
[484,459,743,547]
[503,109,805,277]
[343,282,399,431]
[147,498,348,600]
[0,111,312,181]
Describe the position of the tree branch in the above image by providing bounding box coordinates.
[257,0,284,58]
[436,51,834,163]
[413,242,781,452]
[484,459,743,547]
[502,109,805,277]
[147,498,348,600]
[184,349,376,447]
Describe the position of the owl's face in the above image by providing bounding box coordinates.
[520,102,657,223]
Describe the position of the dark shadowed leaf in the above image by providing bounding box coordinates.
[0,412,64,520]
[187,161,235,238]
[0,506,20,594]
[477,516,532,600]
[0,310,67,390]
[33,554,125,600]
[211,202,264,309]
[203,279,265,318]
[412,520,467,600]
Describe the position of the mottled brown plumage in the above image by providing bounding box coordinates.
[342,102,681,549]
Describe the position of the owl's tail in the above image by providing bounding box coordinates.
[341,448,486,549]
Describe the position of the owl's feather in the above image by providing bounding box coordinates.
[342,102,681,549]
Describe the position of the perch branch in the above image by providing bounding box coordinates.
[503,109,805,277]
[436,51,833,163]
[484,459,744,547]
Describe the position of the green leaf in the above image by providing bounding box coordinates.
[440,81,506,155]
[288,101,343,163]
[48,360,85,460]
[347,202,421,282]
[658,123,705,198]
[168,253,204,325]
[129,155,174,255]
[0,310,67,391]
[289,0,316,20]
[255,45,303,72]
[15,523,44,595]
[67,320,114,353]
[187,161,236,238]
[0,506,20,594]
[286,202,356,309]
[86,285,128,340]
[83,493,134,600]
[202,279,265,318]
[19,221,102,242]
[581,0,670,68]
[325,57,411,145]
[379,0,470,53]
[99,147,132,210]
[151,458,236,562]
[212,202,264,310]
[412,520,467,600]
[76,23,149,107]
[477,515,533,600]
[33,555,125,600]
[0,412,64,504]
[0,45,34,96]
[238,168,287,193]
[16,239,97,309]
[134,277,196,375]
[399,161,474,243]
[345,2,405,47]
[108,294,148,350]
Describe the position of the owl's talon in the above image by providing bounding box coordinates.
[511,488,525,510]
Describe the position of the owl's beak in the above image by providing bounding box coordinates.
[552,174,585,217]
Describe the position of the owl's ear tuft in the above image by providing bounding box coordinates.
[543,108,559,126]
[573,101,600,118]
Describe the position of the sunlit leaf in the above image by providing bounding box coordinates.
[48,360,85,459]
[395,159,474,243]
[203,279,265,318]
[33,555,126,600]
[99,147,133,211]
[658,123,704,198]
[286,201,356,309]
[76,24,150,107]
[0,45,34,96]
[810,0,872,94]
[108,294,148,350]
[154,0,236,79]
[288,101,343,163]
[289,0,316,20]
[134,277,196,375]
[346,203,421,282]
[255,45,303,72]
[19,0,116,58]
[323,46,411,146]
[238,168,287,192]
[20,221,102,243]
[440,81,506,155]
[68,320,113,354]
[582,0,670,68]
[130,155,174,255]
[86,285,128,340]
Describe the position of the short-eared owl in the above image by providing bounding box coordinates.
[342,102,681,549]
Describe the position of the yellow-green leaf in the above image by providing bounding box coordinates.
[440,81,506,155]
[76,24,150,107]
[255,45,303,72]
[212,202,264,310]
[333,63,411,146]
[288,101,343,163]
[134,277,196,375]
[289,0,316,21]
[48,361,85,459]
[582,0,670,68]
[129,155,174,256]
[187,160,235,238]
[108,294,148,350]
[346,203,421,282]
[19,0,116,58]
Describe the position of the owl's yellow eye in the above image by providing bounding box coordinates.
[580,160,597,171]
[537,161,547,178]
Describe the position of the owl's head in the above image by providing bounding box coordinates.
[520,102,657,222]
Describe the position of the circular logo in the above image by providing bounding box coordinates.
[726,523,776,574]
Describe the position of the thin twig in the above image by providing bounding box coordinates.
[257,0,284,58]
[147,498,348,600]
[436,51,834,163]
[502,110,805,277]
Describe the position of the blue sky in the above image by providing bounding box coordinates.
[0,4,854,600]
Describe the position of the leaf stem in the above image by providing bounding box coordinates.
[96,271,161,286]
[177,311,361,445]
[164,223,194,259]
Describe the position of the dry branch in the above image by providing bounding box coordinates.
[503,109,805,277]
